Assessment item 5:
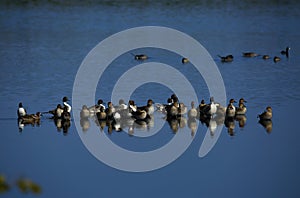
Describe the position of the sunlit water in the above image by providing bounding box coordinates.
[1,1,300,197]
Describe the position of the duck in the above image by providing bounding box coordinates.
[131,109,149,121]
[235,98,247,115]
[225,99,236,117]
[134,54,148,60]
[218,54,233,62]
[62,96,72,113]
[89,99,105,114]
[80,105,90,119]
[105,102,116,120]
[137,99,155,115]
[167,101,179,118]
[281,47,290,58]
[258,106,272,120]
[49,104,64,119]
[96,106,107,121]
[262,55,270,60]
[202,97,217,117]
[188,101,198,118]
[17,102,27,118]
[243,52,258,57]
[198,99,206,114]
[182,57,189,64]
[61,106,71,121]
[20,112,41,124]
[273,56,281,63]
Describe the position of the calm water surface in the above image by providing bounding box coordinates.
[1,1,300,197]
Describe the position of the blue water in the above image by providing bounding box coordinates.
[1,1,300,197]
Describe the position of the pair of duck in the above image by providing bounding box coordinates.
[225,98,247,117]
[48,96,72,121]
[163,94,187,119]
[17,102,41,124]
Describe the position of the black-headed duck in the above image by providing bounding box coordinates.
[281,47,290,57]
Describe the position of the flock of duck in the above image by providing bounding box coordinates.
[17,93,272,135]
[17,46,286,134]
[216,46,290,63]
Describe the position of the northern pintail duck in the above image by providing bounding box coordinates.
[218,54,233,62]
[262,55,270,60]
[281,47,290,58]
[225,99,236,117]
[137,99,155,115]
[235,98,247,115]
[63,96,72,113]
[105,102,116,120]
[273,56,281,63]
[198,99,206,113]
[17,102,27,118]
[89,99,105,114]
[188,101,197,118]
[243,52,258,57]
[134,54,148,60]
[62,106,71,121]
[49,104,64,119]
[96,106,107,120]
[80,105,90,119]
[202,97,217,117]
[131,109,149,121]
[20,112,41,124]
[182,57,189,64]
[258,106,272,120]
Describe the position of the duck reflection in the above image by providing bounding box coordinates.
[53,118,71,134]
[225,116,235,136]
[259,119,273,133]
[235,115,247,128]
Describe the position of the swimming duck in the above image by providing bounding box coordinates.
[61,106,71,121]
[281,47,290,58]
[273,56,281,63]
[258,106,272,120]
[188,101,197,118]
[218,54,233,62]
[167,101,179,118]
[243,52,258,57]
[89,99,105,114]
[96,106,107,120]
[105,102,116,120]
[235,98,247,115]
[182,57,189,64]
[225,99,236,117]
[134,54,148,60]
[262,55,270,60]
[131,109,149,121]
[137,99,155,115]
[202,97,217,117]
[198,99,206,114]
[49,104,64,119]
[20,112,41,124]
[63,96,72,113]
[17,102,27,118]
[80,105,90,119]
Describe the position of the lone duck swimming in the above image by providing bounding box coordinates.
[258,106,272,120]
